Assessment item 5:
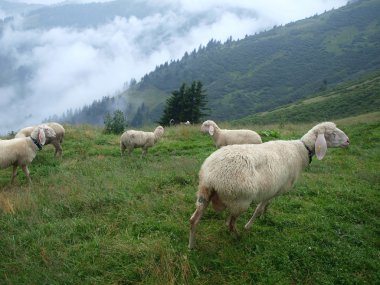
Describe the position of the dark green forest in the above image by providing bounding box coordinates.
[62,0,380,126]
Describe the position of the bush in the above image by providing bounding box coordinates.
[104,110,127,134]
[259,129,281,138]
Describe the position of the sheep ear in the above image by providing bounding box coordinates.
[45,127,56,138]
[38,129,46,145]
[315,133,327,160]
[209,125,214,136]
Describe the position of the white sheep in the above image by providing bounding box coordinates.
[201,120,262,147]
[0,125,56,184]
[120,126,164,156]
[16,122,65,157]
[189,122,350,249]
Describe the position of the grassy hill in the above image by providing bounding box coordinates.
[235,71,380,125]
[64,0,380,127]
[0,116,379,284]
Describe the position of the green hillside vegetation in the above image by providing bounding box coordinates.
[0,116,379,284]
[65,0,380,127]
[236,71,380,125]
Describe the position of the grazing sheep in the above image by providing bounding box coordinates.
[189,122,350,249]
[16,122,65,157]
[169,119,191,126]
[201,120,262,148]
[120,126,164,156]
[0,125,56,184]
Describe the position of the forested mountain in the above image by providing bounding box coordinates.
[62,0,380,126]
[0,0,42,17]
[22,0,168,29]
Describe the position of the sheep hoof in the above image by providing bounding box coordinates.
[244,222,253,230]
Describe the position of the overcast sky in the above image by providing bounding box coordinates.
[0,0,348,134]
[11,0,114,4]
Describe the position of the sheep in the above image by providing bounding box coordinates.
[0,125,56,184]
[120,126,164,157]
[15,122,65,157]
[201,120,262,148]
[189,122,350,249]
[169,119,191,126]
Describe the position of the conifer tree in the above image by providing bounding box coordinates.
[159,81,208,125]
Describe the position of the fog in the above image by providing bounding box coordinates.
[0,0,348,134]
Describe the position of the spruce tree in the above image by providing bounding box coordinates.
[159,81,208,125]
[192,81,209,123]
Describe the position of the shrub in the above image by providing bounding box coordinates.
[259,129,281,138]
[104,110,127,134]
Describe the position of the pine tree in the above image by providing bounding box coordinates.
[192,81,209,123]
[159,81,208,125]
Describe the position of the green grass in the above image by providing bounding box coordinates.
[0,119,379,284]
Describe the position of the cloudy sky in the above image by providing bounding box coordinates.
[0,0,348,134]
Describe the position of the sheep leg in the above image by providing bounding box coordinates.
[120,142,126,156]
[225,214,231,226]
[142,147,148,157]
[189,196,210,249]
[52,141,62,157]
[244,201,269,230]
[21,165,32,185]
[189,202,207,249]
[228,215,240,239]
[210,192,226,212]
[127,147,134,157]
[11,165,18,184]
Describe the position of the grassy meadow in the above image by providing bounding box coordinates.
[0,114,379,284]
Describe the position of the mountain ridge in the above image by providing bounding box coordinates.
[50,0,380,126]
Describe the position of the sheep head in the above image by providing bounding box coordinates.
[39,124,57,139]
[154,126,164,138]
[201,120,218,135]
[302,122,349,160]
[30,125,56,146]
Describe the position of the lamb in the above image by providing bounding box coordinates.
[0,125,56,184]
[15,122,65,157]
[201,120,262,147]
[120,126,164,156]
[189,122,350,249]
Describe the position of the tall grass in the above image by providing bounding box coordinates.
[0,120,379,284]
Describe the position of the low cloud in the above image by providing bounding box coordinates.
[0,0,348,134]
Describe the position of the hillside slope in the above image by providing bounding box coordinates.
[63,0,380,126]
[235,71,380,125]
